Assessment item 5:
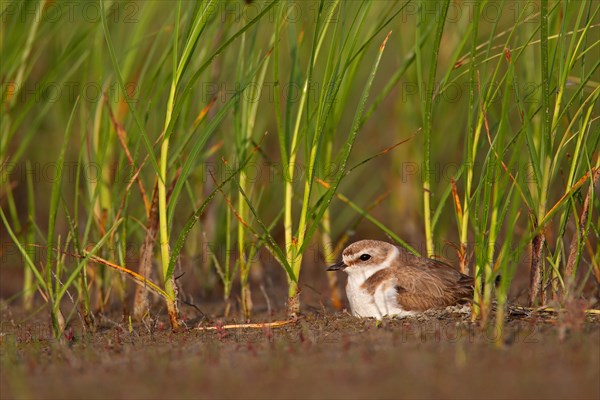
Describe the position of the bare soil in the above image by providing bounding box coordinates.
[1,303,598,400]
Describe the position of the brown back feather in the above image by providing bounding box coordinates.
[361,248,474,311]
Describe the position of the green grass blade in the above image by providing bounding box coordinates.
[301,32,392,253]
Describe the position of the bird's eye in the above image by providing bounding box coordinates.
[359,254,371,261]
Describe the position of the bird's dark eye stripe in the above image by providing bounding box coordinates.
[359,254,371,261]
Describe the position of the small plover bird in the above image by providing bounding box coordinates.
[326,240,474,319]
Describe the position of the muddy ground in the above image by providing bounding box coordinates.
[1,303,599,400]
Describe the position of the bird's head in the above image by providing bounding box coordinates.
[326,240,398,275]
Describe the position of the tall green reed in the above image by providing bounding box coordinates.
[266,1,404,316]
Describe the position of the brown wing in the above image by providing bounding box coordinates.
[384,249,473,311]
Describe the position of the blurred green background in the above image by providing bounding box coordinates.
[1,1,598,330]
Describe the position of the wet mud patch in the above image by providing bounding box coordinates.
[1,305,599,399]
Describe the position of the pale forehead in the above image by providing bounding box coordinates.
[343,240,390,257]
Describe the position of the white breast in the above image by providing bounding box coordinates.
[346,276,413,319]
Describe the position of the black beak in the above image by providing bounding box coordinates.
[326,261,346,271]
